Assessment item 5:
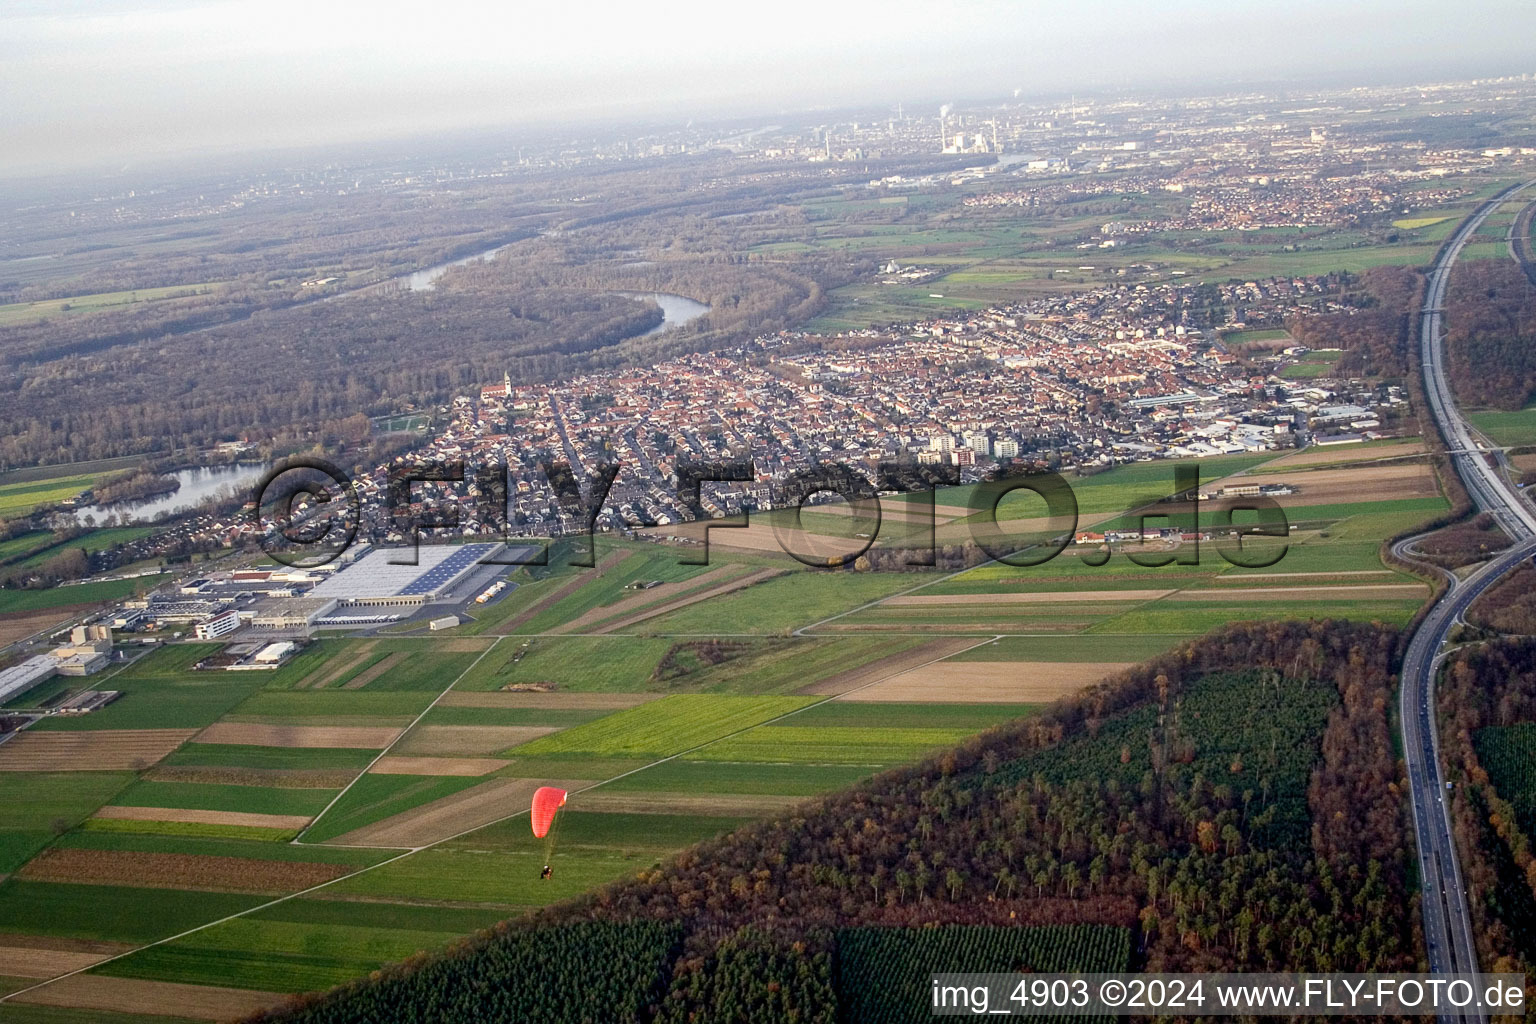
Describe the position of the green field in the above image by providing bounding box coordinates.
[0,473,105,519]
[947,633,1193,662]
[2,527,160,573]
[507,695,814,759]
[0,531,57,565]
[0,1006,178,1024]
[226,689,436,723]
[780,701,1028,730]
[0,576,148,615]
[636,572,916,634]
[0,772,133,873]
[599,759,878,796]
[1281,349,1344,379]
[0,283,224,328]
[511,550,720,634]
[95,914,474,992]
[255,638,487,693]
[78,818,303,842]
[1468,405,1536,447]
[162,744,378,771]
[1221,327,1293,346]
[53,829,388,868]
[456,636,675,692]
[300,773,486,844]
[108,779,338,817]
[693,725,976,765]
[421,705,612,728]
[0,880,261,944]
[1088,598,1421,633]
[25,645,267,730]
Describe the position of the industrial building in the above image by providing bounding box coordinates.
[0,655,58,705]
[51,625,112,676]
[194,609,242,640]
[308,543,498,608]
[248,597,338,631]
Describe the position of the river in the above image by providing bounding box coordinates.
[396,250,708,336]
[73,464,266,526]
[401,245,508,292]
[614,291,711,336]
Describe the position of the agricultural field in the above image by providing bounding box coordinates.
[504,695,813,759]
[0,772,133,873]
[0,283,224,328]
[0,576,147,616]
[1468,404,1536,447]
[0,444,1455,1019]
[0,474,106,520]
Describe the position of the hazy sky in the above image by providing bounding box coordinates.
[4,0,1535,173]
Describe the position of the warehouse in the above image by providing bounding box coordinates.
[308,543,498,608]
[0,655,57,705]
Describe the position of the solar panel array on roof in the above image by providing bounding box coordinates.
[398,545,494,595]
[309,543,499,602]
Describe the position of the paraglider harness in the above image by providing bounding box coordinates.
[540,864,553,881]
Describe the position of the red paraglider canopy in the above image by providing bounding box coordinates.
[531,786,567,839]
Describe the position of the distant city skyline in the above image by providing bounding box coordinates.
[4,0,1535,174]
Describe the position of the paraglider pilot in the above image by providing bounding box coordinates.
[532,787,567,882]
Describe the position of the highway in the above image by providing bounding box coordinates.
[1401,180,1535,1024]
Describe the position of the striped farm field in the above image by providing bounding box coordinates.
[0,940,120,979]
[162,743,378,771]
[195,723,403,749]
[437,690,660,710]
[505,695,814,759]
[392,724,558,756]
[324,776,592,848]
[693,725,974,765]
[15,847,350,895]
[835,661,1129,703]
[0,730,196,772]
[8,973,284,1020]
[92,806,314,831]
[600,759,878,796]
[367,756,509,776]
[106,779,337,817]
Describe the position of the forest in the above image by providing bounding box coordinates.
[1411,511,1513,570]
[246,619,1418,1023]
[1284,265,1421,378]
[1443,258,1536,409]
[1433,639,1536,984]
[1469,563,1536,635]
